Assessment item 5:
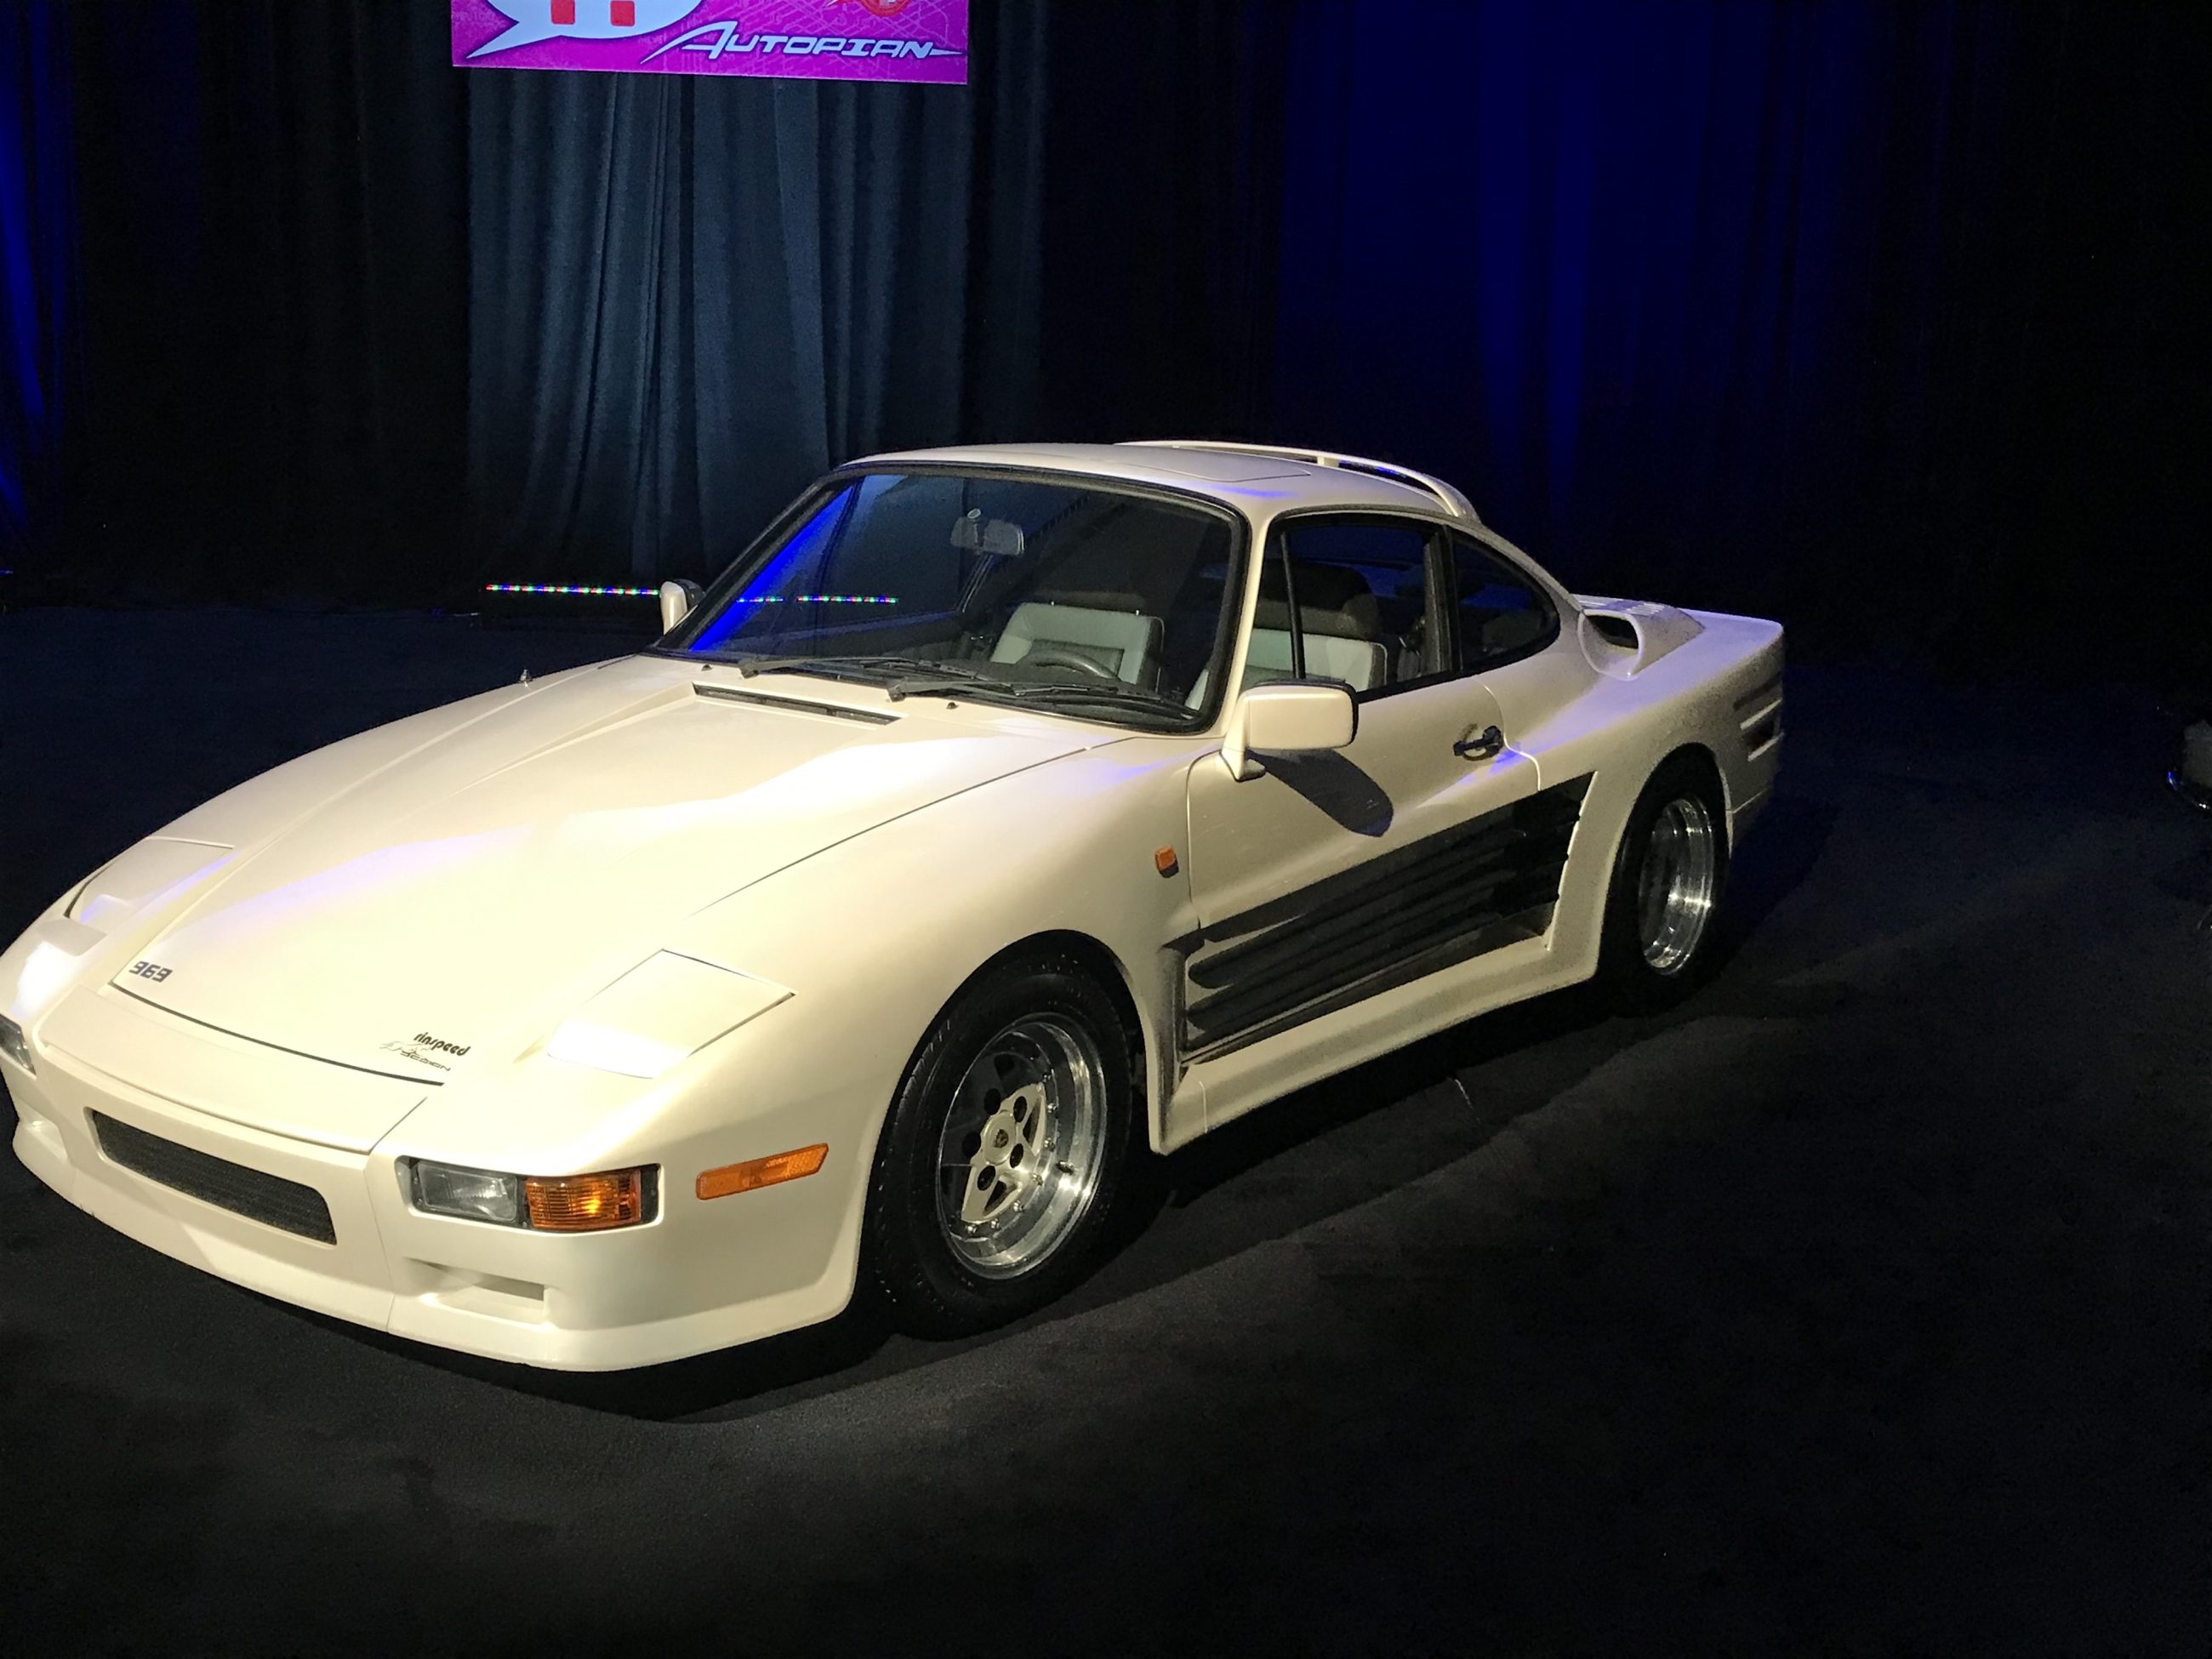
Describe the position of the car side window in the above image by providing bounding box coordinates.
[1452,533,1558,674]
[1257,517,1445,700]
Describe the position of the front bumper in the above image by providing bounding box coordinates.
[3,1000,858,1371]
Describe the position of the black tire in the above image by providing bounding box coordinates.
[864,947,1142,1337]
[1599,751,1730,1012]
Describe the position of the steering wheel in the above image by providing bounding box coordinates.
[1022,647,1119,681]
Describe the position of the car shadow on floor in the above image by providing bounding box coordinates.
[314,790,1839,1423]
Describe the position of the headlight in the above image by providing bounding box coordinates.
[0,1012,31,1075]
[408,1160,522,1225]
[404,1159,657,1232]
[546,952,790,1080]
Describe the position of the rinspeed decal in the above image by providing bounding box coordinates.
[1178,775,1592,1059]
[379,1031,472,1072]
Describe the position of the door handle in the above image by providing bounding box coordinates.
[1453,724,1505,761]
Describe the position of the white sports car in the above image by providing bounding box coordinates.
[0,442,1782,1369]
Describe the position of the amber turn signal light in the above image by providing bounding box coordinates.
[522,1166,651,1231]
[696,1143,829,1201]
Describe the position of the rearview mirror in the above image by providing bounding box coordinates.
[950,510,1026,558]
[1222,680,1357,782]
[658,579,703,634]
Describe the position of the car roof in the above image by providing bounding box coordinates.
[847,442,1476,522]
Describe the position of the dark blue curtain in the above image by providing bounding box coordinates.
[465,11,1043,582]
[466,0,1288,584]
[57,0,465,602]
[0,0,74,566]
[1267,0,2212,664]
[7,0,2208,672]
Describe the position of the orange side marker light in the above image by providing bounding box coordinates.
[1154,845,1179,878]
[697,1143,830,1201]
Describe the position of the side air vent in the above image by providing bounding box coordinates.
[1576,598,1707,677]
[1587,613,1638,650]
[91,1112,337,1244]
[1177,776,1591,1059]
[1735,672,1784,758]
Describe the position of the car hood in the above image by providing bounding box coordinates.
[113,656,1109,1087]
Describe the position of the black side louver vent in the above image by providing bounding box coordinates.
[1177,775,1592,1059]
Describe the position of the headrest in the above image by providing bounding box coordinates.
[1260,561,1370,613]
[1254,561,1382,639]
[1031,589,1147,614]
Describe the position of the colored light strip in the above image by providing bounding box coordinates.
[483,583,658,598]
[728,594,898,606]
[482,584,897,605]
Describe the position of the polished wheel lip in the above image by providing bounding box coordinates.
[934,1013,1107,1280]
[1637,794,1717,974]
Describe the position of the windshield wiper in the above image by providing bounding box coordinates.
[730,653,989,683]
[1006,681,1186,720]
[886,676,1184,722]
[720,653,1181,721]
[727,655,880,683]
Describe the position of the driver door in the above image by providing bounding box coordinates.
[1180,513,1575,1066]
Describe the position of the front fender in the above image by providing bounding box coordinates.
[669,733,1206,1165]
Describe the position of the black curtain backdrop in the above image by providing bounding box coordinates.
[0,1,73,559]
[58,0,465,604]
[467,0,1288,583]
[13,0,2209,672]
[466,5,1034,581]
[1267,0,2212,670]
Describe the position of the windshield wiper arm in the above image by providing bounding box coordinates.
[1006,681,1184,715]
[885,676,1183,720]
[727,653,990,684]
[731,655,881,682]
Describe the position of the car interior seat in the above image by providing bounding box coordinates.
[1186,562,1390,705]
[990,598,1163,683]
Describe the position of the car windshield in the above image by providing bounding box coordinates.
[660,470,1244,727]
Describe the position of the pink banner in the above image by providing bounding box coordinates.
[452,1,967,85]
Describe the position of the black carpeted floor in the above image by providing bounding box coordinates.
[2,609,2205,1654]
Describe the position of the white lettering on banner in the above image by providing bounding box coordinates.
[643,23,955,64]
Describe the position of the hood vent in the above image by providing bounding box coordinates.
[693,682,898,726]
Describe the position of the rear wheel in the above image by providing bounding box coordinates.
[1599,753,1729,1010]
[864,949,1140,1336]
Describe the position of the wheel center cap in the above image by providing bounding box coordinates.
[976,1088,1041,1173]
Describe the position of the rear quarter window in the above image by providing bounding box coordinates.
[1452,533,1558,672]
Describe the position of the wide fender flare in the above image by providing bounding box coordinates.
[663,737,1204,1200]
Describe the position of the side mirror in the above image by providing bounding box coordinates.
[658,579,703,635]
[1221,680,1357,782]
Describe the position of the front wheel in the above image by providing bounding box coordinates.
[864,949,1140,1337]
[1599,753,1730,1011]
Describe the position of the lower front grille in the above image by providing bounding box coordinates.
[90,1112,337,1245]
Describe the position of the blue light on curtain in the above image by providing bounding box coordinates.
[1267,0,2027,638]
[0,0,76,562]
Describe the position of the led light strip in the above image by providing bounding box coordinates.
[727,595,898,606]
[484,583,658,598]
[482,584,898,605]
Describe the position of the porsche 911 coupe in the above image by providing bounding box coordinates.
[0,442,1783,1369]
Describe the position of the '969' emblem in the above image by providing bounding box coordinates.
[128,961,173,983]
